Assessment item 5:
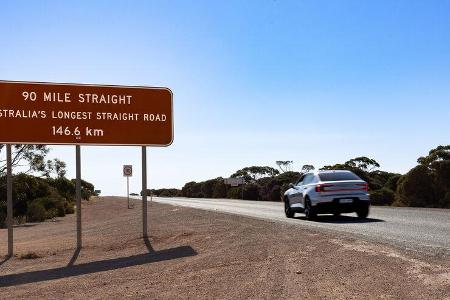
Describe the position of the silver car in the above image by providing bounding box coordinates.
[283,170,370,220]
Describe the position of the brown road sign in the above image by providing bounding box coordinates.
[0,81,173,146]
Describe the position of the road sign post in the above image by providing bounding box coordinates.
[123,165,133,209]
[0,81,173,254]
[6,144,13,257]
[142,147,148,238]
[76,145,82,249]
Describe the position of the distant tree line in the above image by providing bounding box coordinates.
[152,145,449,208]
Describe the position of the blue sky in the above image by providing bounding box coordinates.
[1,1,450,195]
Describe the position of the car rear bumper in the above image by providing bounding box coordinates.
[311,193,370,214]
[313,199,369,214]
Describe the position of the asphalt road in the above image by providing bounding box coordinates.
[140,197,450,256]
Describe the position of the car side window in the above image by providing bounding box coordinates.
[296,175,305,186]
[302,174,312,185]
[309,175,317,184]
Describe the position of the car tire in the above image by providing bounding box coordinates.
[304,198,317,220]
[284,199,295,218]
[356,203,370,219]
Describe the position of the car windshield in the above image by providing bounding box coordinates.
[318,172,361,181]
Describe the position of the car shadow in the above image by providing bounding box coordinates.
[295,215,384,223]
[0,238,196,288]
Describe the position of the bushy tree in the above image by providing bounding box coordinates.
[370,188,395,206]
[70,178,97,200]
[276,171,301,185]
[385,174,402,192]
[227,187,242,199]
[346,157,380,172]
[257,177,279,201]
[0,145,66,178]
[243,184,259,200]
[150,188,182,197]
[231,166,279,182]
[368,170,401,191]
[417,145,450,166]
[48,177,75,201]
[395,165,435,207]
[416,145,450,207]
[212,179,227,198]
[0,173,97,227]
[182,181,204,198]
[276,161,293,173]
[301,165,315,173]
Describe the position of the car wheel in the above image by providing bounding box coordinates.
[304,198,317,220]
[356,204,370,219]
[284,199,295,218]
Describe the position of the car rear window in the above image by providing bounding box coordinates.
[318,172,361,181]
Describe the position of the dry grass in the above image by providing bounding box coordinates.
[19,251,41,260]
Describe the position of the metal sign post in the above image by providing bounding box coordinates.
[123,165,133,209]
[76,145,82,249]
[6,144,13,257]
[127,176,130,209]
[142,147,148,238]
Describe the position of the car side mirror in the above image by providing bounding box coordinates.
[289,183,294,188]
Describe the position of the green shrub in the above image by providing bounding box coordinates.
[64,201,75,214]
[384,174,401,192]
[46,208,59,219]
[34,196,66,218]
[27,202,47,222]
[394,166,435,207]
[0,173,96,225]
[47,177,75,201]
[212,181,227,198]
[227,187,242,199]
[370,188,395,206]
[243,184,259,200]
[439,192,450,208]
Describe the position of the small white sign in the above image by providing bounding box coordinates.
[123,165,133,177]
[224,177,244,187]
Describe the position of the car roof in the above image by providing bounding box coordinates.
[317,170,352,173]
[305,170,354,175]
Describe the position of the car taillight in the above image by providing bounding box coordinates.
[357,183,369,191]
[315,184,334,192]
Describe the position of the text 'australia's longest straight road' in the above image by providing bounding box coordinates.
[0,81,173,146]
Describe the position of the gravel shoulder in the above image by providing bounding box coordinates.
[148,197,450,256]
[1,197,449,299]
